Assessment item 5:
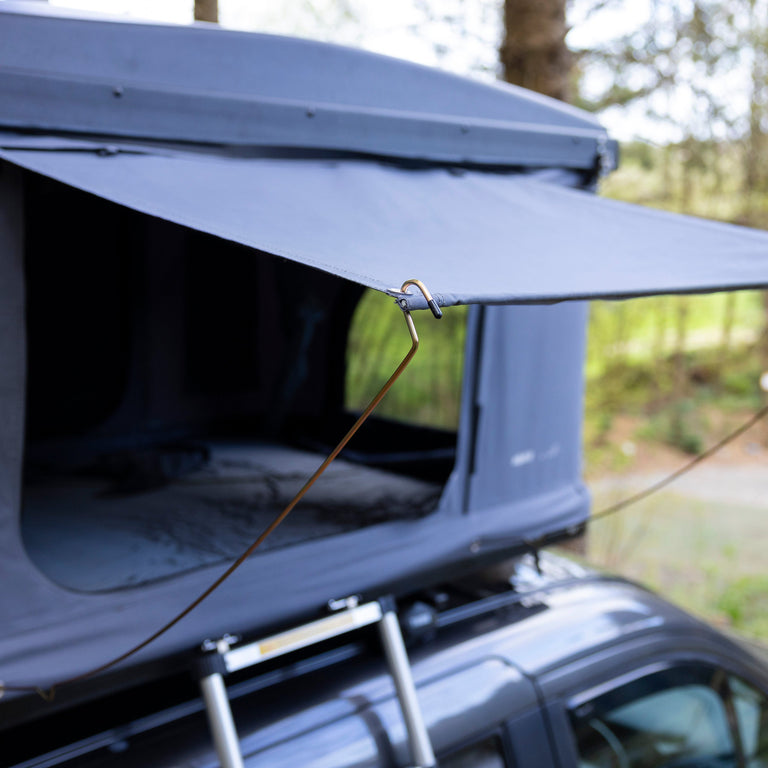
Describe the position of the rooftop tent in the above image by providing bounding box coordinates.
[1,164,588,701]
[1,1,768,716]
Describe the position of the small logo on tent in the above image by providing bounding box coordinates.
[510,451,535,468]
[510,444,561,468]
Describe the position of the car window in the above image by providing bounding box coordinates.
[571,666,738,768]
[441,735,507,767]
[730,676,768,767]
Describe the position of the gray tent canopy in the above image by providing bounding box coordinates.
[0,1,767,716]
[5,142,768,308]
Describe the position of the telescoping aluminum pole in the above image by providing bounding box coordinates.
[200,671,244,768]
[196,636,244,768]
[378,597,437,768]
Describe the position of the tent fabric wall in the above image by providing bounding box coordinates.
[0,163,26,574]
[466,303,588,533]
[2,2,765,707]
[438,303,589,539]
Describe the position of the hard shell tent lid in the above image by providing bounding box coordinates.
[0,2,609,170]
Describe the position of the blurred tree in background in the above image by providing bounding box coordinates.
[194,0,218,23]
[501,0,570,100]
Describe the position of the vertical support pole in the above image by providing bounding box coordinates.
[378,604,436,768]
[199,672,245,768]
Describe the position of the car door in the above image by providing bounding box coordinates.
[543,662,768,768]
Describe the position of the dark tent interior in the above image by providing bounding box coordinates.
[22,174,459,592]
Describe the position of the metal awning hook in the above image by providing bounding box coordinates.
[398,278,443,319]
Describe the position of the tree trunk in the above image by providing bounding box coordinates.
[670,297,690,447]
[761,291,768,445]
[744,1,768,215]
[672,298,690,393]
[720,292,736,357]
[501,0,570,101]
[652,298,668,399]
[194,0,218,23]
[680,145,694,213]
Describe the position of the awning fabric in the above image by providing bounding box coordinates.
[4,144,768,308]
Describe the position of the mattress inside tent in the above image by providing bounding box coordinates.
[24,443,441,592]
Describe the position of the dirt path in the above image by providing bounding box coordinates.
[591,463,768,508]
[586,412,768,508]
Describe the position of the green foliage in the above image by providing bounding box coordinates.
[569,1,768,640]
[346,290,468,430]
[601,142,749,218]
[718,576,768,638]
[346,285,764,456]
[722,371,754,397]
[624,141,657,171]
[583,132,768,467]
[586,490,768,635]
[636,399,707,455]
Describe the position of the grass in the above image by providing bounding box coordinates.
[587,488,768,635]
[717,576,768,638]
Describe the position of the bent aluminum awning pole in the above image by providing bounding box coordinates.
[192,282,440,768]
[272,278,441,519]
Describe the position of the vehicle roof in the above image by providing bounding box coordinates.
[7,554,762,768]
[419,554,745,680]
[487,555,768,703]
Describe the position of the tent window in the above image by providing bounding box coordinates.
[346,290,468,430]
[20,175,457,593]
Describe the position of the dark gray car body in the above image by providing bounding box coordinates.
[9,553,766,768]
